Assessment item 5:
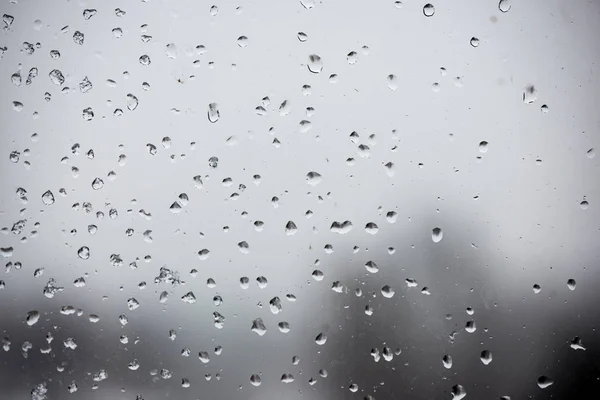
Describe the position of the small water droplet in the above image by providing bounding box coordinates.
[365,261,379,273]
[423,3,435,17]
[381,285,395,298]
[77,246,90,260]
[91,177,104,190]
[251,318,267,336]
[26,310,40,326]
[127,94,139,110]
[285,221,298,235]
[465,320,476,333]
[567,278,576,291]
[208,103,220,123]
[499,0,512,13]
[307,54,323,73]
[570,336,586,351]
[297,32,308,42]
[165,43,178,58]
[451,384,467,400]
[470,37,480,47]
[250,374,261,386]
[537,376,554,389]
[432,227,443,243]
[73,31,84,45]
[523,85,538,104]
[237,36,248,48]
[480,350,492,365]
[387,74,397,90]
[442,354,453,369]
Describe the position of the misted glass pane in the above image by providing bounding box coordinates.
[1,1,599,399]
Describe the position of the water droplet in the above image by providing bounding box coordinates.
[139,54,151,65]
[541,104,549,113]
[330,220,353,234]
[451,384,467,400]
[499,0,512,13]
[26,310,40,326]
[480,350,492,365]
[432,227,443,243]
[306,171,322,185]
[11,71,21,86]
[240,277,249,289]
[237,36,248,48]
[73,31,84,45]
[281,373,295,383]
[365,222,378,235]
[349,383,359,392]
[208,103,220,122]
[91,178,104,190]
[533,284,541,294]
[537,376,554,389]
[257,276,268,288]
[82,107,94,121]
[387,74,398,90]
[478,141,489,153]
[580,200,589,210]
[365,261,379,273]
[567,278,576,291]
[381,285,395,298]
[250,374,261,386]
[269,297,282,314]
[127,298,140,310]
[443,354,453,369]
[127,94,139,110]
[570,336,586,351]
[465,320,476,333]
[49,69,65,85]
[470,37,480,47]
[165,43,178,58]
[523,85,538,104]
[181,291,196,303]
[586,148,596,158]
[251,318,267,336]
[83,9,97,20]
[307,54,323,73]
[77,246,90,260]
[423,3,435,17]
[315,333,327,345]
[347,51,358,64]
[297,32,308,42]
[285,221,298,235]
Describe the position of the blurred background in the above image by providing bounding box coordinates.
[1,0,599,399]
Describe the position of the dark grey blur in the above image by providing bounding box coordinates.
[1,0,599,399]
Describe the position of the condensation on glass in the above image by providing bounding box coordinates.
[0,1,599,399]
